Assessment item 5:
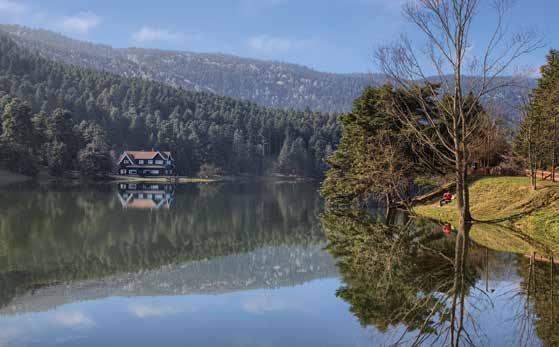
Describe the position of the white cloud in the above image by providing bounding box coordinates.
[53,311,95,327]
[242,296,306,314]
[61,12,102,34]
[0,0,28,16]
[247,35,308,54]
[129,304,194,318]
[0,327,20,346]
[132,27,186,44]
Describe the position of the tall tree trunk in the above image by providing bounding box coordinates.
[455,149,472,226]
[528,126,537,190]
[552,114,557,182]
[462,165,471,221]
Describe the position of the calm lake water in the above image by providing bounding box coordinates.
[0,181,555,346]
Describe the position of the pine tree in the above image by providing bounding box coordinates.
[515,50,559,181]
[1,98,33,147]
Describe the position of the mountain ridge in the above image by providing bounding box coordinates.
[0,24,384,113]
[0,24,535,124]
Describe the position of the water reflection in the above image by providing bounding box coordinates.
[0,182,333,313]
[117,183,175,209]
[322,208,558,346]
[515,253,559,346]
[0,183,558,346]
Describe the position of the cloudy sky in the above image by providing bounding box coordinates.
[0,0,556,73]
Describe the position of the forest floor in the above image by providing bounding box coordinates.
[414,176,559,255]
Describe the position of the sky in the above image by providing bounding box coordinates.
[0,0,557,74]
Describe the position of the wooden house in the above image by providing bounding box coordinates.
[116,151,176,176]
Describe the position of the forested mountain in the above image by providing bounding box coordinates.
[0,24,380,113]
[0,32,339,177]
[0,25,535,125]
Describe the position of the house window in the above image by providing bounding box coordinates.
[139,160,145,164]
[151,170,159,175]
[155,160,164,165]
[148,160,153,164]
[120,169,126,175]
[166,160,171,165]
[129,170,137,175]
[124,159,130,164]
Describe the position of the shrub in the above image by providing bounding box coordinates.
[197,163,222,178]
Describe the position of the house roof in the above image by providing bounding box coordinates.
[124,151,172,160]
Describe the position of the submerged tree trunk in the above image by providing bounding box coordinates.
[449,220,471,347]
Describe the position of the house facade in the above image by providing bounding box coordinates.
[116,151,176,176]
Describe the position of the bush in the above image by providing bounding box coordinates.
[490,155,525,176]
[197,164,222,178]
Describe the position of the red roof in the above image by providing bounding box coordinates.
[125,199,170,209]
[123,151,172,160]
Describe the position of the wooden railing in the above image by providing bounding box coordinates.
[525,169,555,181]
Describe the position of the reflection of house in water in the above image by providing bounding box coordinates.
[117,183,175,209]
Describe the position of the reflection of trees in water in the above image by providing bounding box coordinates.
[0,182,325,308]
[322,208,495,346]
[514,253,558,347]
[0,244,337,315]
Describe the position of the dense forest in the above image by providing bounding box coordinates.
[0,33,340,177]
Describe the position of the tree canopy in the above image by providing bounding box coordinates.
[0,34,340,177]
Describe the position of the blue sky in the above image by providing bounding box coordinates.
[0,0,557,73]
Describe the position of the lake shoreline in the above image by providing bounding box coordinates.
[0,169,33,186]
[414,176,559,254]
[0,168,318,186]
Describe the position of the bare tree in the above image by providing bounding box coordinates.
[376,0,543,227]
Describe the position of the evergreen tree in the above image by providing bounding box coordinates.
[1,98,33,147]
[515,50,559,181]
[45,140,70,176]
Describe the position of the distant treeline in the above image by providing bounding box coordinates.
[0,34,340,177]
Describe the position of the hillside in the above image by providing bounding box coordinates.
[0,32,339,177]
[0,24,381,113]
[414,177,559,254]
[0,25,535,124]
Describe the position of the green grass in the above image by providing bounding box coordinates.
[414,176,559,255]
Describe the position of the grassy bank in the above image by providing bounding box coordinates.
[414,176,559,254]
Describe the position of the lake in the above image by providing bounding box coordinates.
[0,181,555,346]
